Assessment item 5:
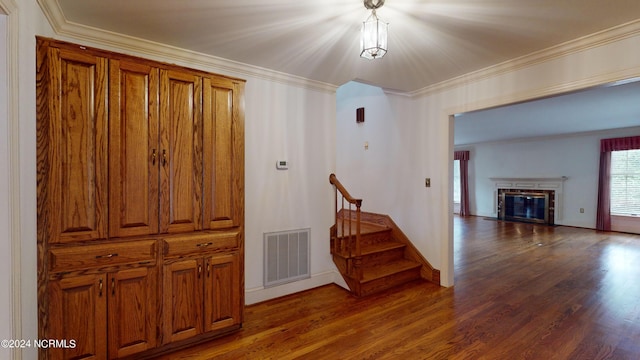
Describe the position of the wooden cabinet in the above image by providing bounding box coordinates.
[159,69,204,234]
[37,44,109,245]
[45,240,158,360]
[203,252,242,332]
[203,76,244,230]
[47,265,157,360]
[108,59,160,238]
[109,62,207,237]
[43,45,246,242]
[107,266,158,358]
[162,258,202,343]
[162,233,242,344]
[163,252,241,344]
[37,38,245,359]
[48,274,107,360]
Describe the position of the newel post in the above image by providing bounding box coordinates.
[355,200,362,257]
[354,200,363,280]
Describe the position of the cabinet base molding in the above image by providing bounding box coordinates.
[119,325,243,360]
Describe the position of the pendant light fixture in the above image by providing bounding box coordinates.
[360,0,388,60]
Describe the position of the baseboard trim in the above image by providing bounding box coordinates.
[245,270,347,305]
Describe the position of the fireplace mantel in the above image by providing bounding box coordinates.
[490,177,567,221]
[490,176,568,189]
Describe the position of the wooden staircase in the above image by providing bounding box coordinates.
[329,174,440,297]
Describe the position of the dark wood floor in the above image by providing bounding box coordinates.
[157,216,640,359]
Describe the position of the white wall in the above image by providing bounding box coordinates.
[243,78,338,303]
[39,34,339,304]
[0,10,12,360]
[7,1,339,358]
[338,23,640,287]
[10,2,640,358]
[459,127,640,229]
[424,32,640,285]
[16,2,54,359]
[336,81,415,214]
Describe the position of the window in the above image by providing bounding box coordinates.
[453,159,460,203]
[611,149,640,216]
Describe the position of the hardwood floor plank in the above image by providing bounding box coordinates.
[154,216,640,359]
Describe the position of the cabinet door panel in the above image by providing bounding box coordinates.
[44,47,108,243]
[109,60,160,238]
[204,252,241,332]
[163,258,203,343]
[108,266,158,358]
[203,77,242,230]
[48,274,107,360]
[159,70,203,233]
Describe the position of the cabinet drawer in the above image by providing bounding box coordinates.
[163,231,240,258]
[50,240,157,273]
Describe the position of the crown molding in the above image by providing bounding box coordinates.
[0,0,15,14]
[36,0,338,94]
[37,0,640,98]
[409,19,640,98]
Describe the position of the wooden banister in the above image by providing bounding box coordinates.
[329,173,363,280]
[329,174,362,207]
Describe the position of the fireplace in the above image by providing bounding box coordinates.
[497,189,555,225]
[491,177,566,225]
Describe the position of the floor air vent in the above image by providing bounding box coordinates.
[264,228,310,287]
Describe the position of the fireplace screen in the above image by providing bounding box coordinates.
[499,192,549,224]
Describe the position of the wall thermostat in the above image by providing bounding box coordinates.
[276,160,289,170]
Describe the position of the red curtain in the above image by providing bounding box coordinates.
[596,135,640,231]
[455,151,470,216]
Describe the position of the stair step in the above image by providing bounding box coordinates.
[331,209,435,297]
[336,221,390,237]
[361,259,421,283]
[358,259,423,296]
[361,241,405,256]
[333,241,405,259]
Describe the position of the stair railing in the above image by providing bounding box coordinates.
[329,174,363,280]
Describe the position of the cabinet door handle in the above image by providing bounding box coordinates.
[152,149,157,165]
[95,253,118,259]
[111,278,115,296]
[207,263,210,277]
[162,149,167,166]
[99,278,103,297]
[198,265,202,278]
[196,242,213,248]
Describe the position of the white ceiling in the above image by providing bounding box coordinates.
[48,1,640,143]
[454,80,640,145]
[54,0,640,92]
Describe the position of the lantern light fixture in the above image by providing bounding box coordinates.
[360,0,388,60]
